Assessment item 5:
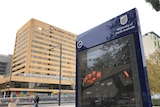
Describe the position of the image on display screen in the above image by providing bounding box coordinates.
[78,34,143,107]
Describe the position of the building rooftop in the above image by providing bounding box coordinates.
[143,31,160,38]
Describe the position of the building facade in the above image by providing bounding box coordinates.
[0,54,12,76]
[142,31,160,59]
[0,18,76,98]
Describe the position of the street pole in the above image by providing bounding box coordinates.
[58,43,62,106]
[50,43,62,106]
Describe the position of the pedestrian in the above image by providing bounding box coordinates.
[34,95,39,107]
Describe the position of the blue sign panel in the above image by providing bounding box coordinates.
[76,8,152,107]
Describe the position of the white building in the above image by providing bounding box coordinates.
[142,32,160,59]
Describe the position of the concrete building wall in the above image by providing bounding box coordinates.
[0,54,12,75]
[142,32,160,59]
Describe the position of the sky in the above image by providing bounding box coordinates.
[0,0,160,55]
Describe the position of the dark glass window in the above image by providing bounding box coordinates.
[78,34,143,107]
[11,82,73,90]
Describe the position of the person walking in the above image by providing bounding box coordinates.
[34,95,39,107]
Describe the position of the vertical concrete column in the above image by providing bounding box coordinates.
[8,103,16,107]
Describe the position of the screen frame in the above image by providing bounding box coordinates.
[76,8,152,107]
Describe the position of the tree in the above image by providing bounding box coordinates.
[146,59,160,94]
[149,50,160,65]
[145,0,160,11]
[146,50,160,94]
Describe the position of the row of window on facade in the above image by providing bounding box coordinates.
[12,59,75,72]
[30,60,75,69]
[12,56,75,72]
[14,28,75,54]
[34,25,75,38]
[16,27,30,40]
[32,33,75,49]
[14,40,75,57]
[32,44,75,56]
[13,49,75,64]
[16,26,75,46]
[33,31,75,44]
[12,61,75,72]
[14,35,75,53]
[0,82,74,90]
[18,72,75,80]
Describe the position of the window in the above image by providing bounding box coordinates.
[78,34,143,107]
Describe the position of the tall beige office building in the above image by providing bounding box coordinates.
[0,18,76,98]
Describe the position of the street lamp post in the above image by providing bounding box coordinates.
[58,43,62,106]
[50,43,62,106]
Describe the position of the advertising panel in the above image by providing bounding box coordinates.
[76,8,152,107]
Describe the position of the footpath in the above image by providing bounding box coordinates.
[20,103,75,107]
[4,103,75,107]
[46,104,75,107]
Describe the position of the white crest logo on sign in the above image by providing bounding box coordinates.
[120,14,128,25]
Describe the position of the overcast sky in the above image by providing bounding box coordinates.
[0,0,160,55]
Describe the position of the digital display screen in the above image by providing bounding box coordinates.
[78,34,143,107]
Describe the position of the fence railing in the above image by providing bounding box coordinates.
[18,73,72,81]
[0,96,75,106]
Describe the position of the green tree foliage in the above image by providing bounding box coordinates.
[145,0,160,11]
[146,50,160,94]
